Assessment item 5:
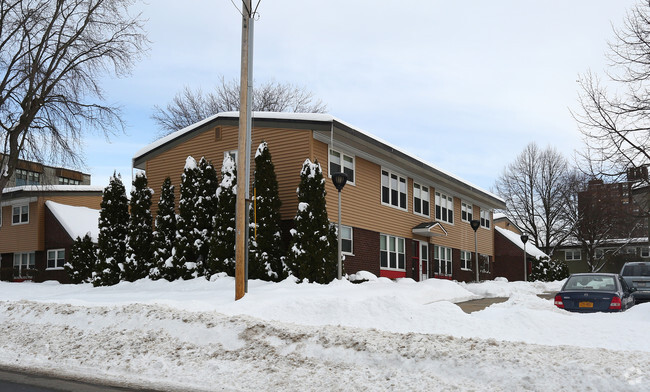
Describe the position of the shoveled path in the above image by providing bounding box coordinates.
[456,292,556,313]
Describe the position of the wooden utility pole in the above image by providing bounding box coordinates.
[235,0,254,300]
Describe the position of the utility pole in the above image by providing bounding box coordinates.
[235,0,254,300]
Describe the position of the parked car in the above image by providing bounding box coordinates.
[620,261,650,304]
[554,273,635,313]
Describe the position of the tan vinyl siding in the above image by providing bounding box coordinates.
[315,139,494,256]
[0,201,43,253]
[47,195,102,210]
[145,125,312,220]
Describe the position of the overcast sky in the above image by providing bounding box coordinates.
[84,0,636,193]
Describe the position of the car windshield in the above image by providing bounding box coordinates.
[621,264,650,277]
[564,275,617,291]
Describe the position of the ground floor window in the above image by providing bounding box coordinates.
[565,249,581,261]
[341,225,353,254]
[13,252,35,279]
[434,245,453,277]
[380,234,405,271]
[460,250,472,270]
[47,249,65,269]
[480,254,491,273]
[641,247,650,258]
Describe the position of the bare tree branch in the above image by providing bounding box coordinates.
[0,0,148,200]
[151,75,328,137]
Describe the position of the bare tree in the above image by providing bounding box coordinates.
[494,143,573,255]
[573,1,650,180]
[0,0,147,199]
[151,76,327,136]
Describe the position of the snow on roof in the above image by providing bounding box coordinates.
[3,185,104,193]
[133,112,503,204]
[45,200,100,242]
[495,226,548,259]
[493,212,506,220]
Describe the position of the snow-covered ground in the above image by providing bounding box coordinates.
[0,275,648,391]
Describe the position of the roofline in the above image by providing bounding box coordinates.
[133,112,505,208]
[1,185,103,200]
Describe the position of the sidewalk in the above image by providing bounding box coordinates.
[456,292,556,313]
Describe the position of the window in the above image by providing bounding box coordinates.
[413,183,430,216]
[460,250,472,270]
[381,170,407,210]
[224,150,238,163]
[565,249,581,261]
[47,249,66,269]
[15,169,40,186]
[480,254,491,273]
[13,252,35,278]
[58,177,81,185]
[380,234,405,270]
[329,148,355,184]
[595,248,604,260]
[341,225,353,254]
[641,247,649,258]
[461,202,473,222]
[434,245,453,277]
[435,192,454,224]
[12,204,29,224]
[480,209,491,229]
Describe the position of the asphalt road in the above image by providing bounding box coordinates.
[0,369,160,392]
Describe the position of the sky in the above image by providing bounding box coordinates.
[83,0,637,192]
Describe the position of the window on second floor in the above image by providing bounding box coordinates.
[480,209,491,229]
[381,169,407,210]
[565,249,581,261]
[58,177,81,185]
[413,183,430,217]
[435,192,453,224]
[12,204,29,224]
[461,202,473,222]
[329,148,355,184]
[15,169,40,186]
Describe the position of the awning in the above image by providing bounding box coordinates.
[412,221,448,237]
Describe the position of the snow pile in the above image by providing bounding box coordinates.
[0,278,648,391]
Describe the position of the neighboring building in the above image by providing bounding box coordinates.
[557,238,649,274]
[556,179,648,273]
[133,112,506,282]
[494,225,548,281]
[0,186,102,282]
[493,213,522,235]
[0,154,91,187]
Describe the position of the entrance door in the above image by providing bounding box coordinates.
[420,242,429,280]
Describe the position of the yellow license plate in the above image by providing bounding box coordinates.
[579,301,593,308]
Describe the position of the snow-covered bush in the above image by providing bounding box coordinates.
[65,234,96,284]
[286,159,337,284]
[94,173,129,286]
[172,157,202,280]
[529,256,569,282]
[249,141,288,281]
[151,177,177,281]
[124,172,154,282]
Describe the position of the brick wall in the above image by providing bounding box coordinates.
[344,226,380,277]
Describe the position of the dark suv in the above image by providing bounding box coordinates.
[620,261,650,304]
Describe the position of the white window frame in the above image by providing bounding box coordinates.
[13,252,35,278]
[329,148,355,185]
[565,249,581,261]
[12,204,29,225]
[461,202,473,223]
[480,254,491,273]
[380,234,406,271]
[480,209,491,229]
[341,225,353,255]
[381,169,407,211]
[434,245,453,277]
[435,192,454,224]
[15,169,40,186]
[641,247,650,258]
[224,150,238,163]
[413,183,430,217]
[47,249,66,270]
[460,250,472,271]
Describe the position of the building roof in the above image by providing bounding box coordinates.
[45,201,100,242]
[133,112,505,209]
[495,226,548,259]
